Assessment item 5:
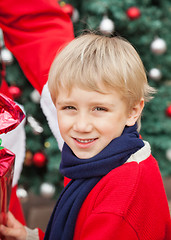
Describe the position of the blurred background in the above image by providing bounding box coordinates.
[0,0,171,230]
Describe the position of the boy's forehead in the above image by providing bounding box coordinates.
[57,82,120,95]
[56,86,124,103]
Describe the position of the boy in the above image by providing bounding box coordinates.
[0,33,170,240]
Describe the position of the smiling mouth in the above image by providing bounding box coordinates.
[74,138,97,144]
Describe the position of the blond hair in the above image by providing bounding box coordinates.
[48,33,155,129]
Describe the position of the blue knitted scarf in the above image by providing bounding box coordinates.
[44,124,144,240]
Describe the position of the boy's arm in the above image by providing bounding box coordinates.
[78,212,138,240]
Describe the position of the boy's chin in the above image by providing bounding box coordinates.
[73,151,97,159]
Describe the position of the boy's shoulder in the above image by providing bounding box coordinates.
[77,143,170,239]
[90,156,153,214]
[87,142,163,216]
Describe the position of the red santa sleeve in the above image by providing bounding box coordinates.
[0,0,74,93]
[0,0,74,151]
[38,229,45,240]
[77,213,138,240]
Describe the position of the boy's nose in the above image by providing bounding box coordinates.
[73,114,93,133]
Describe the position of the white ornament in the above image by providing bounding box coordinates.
[166,148,171,162]
[16,187,28,200]
[40,182,56,198]
[1,48,14,65]
[150,37,167,55]
[72,8,79,23]
[99,16,115,35]
[27,115,43,134]
[30,89,41,103]
[148,68,162,81]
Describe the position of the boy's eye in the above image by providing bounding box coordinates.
[63,106,76,110]
[94,107,107,111]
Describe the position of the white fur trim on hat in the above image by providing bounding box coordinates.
[40,82,64,151]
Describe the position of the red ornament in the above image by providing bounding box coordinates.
[8,86,22,99]
[61,3,74,17]
[33,152,46,167]
[166,105,171,117]
[126,7,141,20]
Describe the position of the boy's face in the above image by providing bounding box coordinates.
[56,87,135,159]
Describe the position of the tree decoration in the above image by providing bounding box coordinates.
[60,2,74,17]
[0,48,14,65]
[166,148,171,162]
[27,115,43,135]
[44,141,51,149]
[71,8,79,23]
[40,182,56,198]
[99,15,115,35]
[166,104,171,117]
[148,68,162,81]
[126,7,141,20]
[16,186,28,200]
[33,152,47,167]
[150,37,167,55]
[30,89,41,103]
[24,150,33,166]
[8,85,22,99]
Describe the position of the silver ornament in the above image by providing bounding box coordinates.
[166,148,171,162]
[30,89,41,103]
[27,115,44,134]
[150,38,167,55]
[40,182,56,198]
[148,68,162,81]
[71,8,79,23]
[99,16,115,35]
[16,186,28,201]
[1,48,14,65]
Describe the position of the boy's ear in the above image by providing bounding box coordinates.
[126,99,144,126]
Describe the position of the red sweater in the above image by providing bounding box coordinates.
[59,142,171,240]
[73,155,171,239]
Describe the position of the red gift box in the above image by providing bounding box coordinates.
[0,93,25,229]
[0,147,15,226]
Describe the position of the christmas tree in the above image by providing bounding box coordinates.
[62,0,171,176]
[1,0,171,198]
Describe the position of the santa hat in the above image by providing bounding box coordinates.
[0,0,74,151]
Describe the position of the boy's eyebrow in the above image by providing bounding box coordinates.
[57,101,75,105]
[89,102,116,107]
[57,100,116,108]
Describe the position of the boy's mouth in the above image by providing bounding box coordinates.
[73,138,97,144]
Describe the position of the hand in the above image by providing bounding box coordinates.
[0,212,27,240]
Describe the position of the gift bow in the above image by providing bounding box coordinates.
[0,93,25,134]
